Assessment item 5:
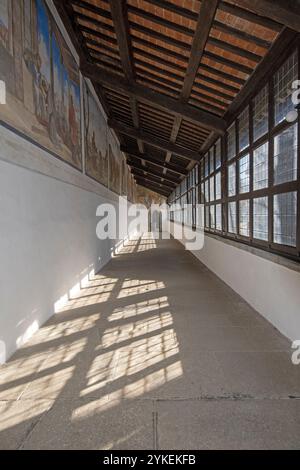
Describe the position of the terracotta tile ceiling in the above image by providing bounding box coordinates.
[55,0,297,197]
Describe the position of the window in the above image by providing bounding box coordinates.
[200,160,204,181]
[174,47,300,260]
[228,202,237,234]
[210,149,214,174]
[253,197,268,241]
[239,200,250,237]
[253,143,269,190]
[205,205,210,228]
[274,192,297,247]
[216,204,222,231]
[227,123,236,160]
[205,179,209,203]
[239,154,250,194]
[228,162,236,197]
[253,85,268,141]
[274,51,298,125]
[200,183,205,204]
[274,124,298,185]
[194,165,199,185]
[215,171,221,200]
[210,176,215,202]
[210,205,216,229]
[204,154,209,177]
[238,107,250,151]
[216,139,222,169]
[181,178,187,194]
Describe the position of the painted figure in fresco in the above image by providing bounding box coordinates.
[0,0,82,169]
[69,94,77,148]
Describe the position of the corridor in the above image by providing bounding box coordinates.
[0,234,299,450]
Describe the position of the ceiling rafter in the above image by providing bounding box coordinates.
[229,0,300,33]
[128,160,181,185]
[121,146,188,176]
[166,0,219,181]
[109,119,202,162]
[131,170,176,190]
[108,0,144,154]
[54,0,296,197]
[82,64,226,133]
[133,178,171,197]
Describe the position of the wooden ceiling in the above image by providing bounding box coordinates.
[54,0,300,197]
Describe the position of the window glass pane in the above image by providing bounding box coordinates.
[253,143,269,190]
[227,123,236,160]
[200,160,204,181]
[215,171,221,200]
[204,154,209,177]
[239,199,250,237]
[196,202,204,229]
[274,51,298,125]
[210,176,215,202]
[253,197,268,241]
[253,85,269,141]
[201,183,205,204]
[216,204,222,231]
[210,149,214,174]
[273,192,297,247]
[210,205,216,229]
[216,139,222,169]
[228,202,237,234]
[239,154,250,194]
[205,205,210,228]
[228,162,236,197]
[274,124,298,185]
[238,106,250,151]
[205,179,209,202]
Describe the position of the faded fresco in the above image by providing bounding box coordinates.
[136,185,166,208]
[0,0,81,169]
[108,132,121,195]
[83,82,108,186]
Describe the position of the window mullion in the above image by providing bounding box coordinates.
[268,75,275,245]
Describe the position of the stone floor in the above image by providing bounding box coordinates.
[0,234,300,450]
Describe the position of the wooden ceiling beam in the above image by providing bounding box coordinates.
[204,51,253,75]
[228,0,300,33]
[110,119,201,161]
[129,21,190,52]
[207,37,262,62]
[108,0,144,153]
[180,0,219,101]
[140,0,198,22]
[81,65,227,133]
[134,178,171,197]
[128,160,181,185]
[71,0,111,20]
[199,64,245,86]
[121,146,188,176]
[127,5,194,37]
[131,170,176,189]
[218,1,282,31]
[212,21,272,49]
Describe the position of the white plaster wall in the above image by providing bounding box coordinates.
[0,0,137,363]
[0,124,136,363]
[169,222,300,342]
